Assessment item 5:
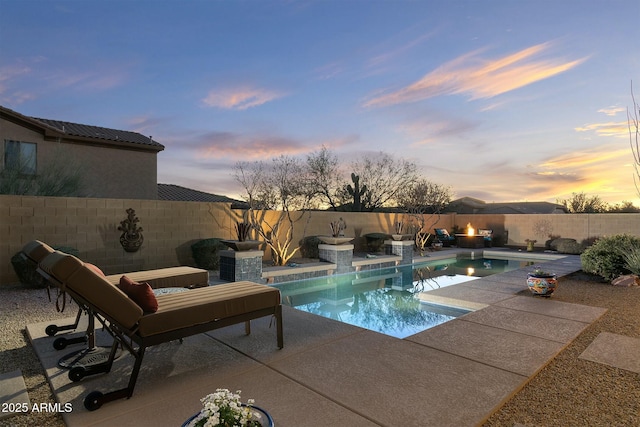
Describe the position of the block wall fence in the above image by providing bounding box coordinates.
[2,194,640,284]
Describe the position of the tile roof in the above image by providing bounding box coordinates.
[158,184,248,208]
[446,197,568,214]
[30,116,164,150]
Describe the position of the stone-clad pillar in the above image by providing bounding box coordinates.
[318,244,354,274]
[219,250,264,282]
[385,240,414,265]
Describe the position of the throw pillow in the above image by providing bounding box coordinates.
[118,275,158,313]
[86,263,105,277]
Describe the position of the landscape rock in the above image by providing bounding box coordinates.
[611,274,640,287]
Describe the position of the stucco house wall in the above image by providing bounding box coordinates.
[0,106,162,200]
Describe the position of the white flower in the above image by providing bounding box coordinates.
[188,388,262,427]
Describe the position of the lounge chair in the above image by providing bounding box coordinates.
[434,228,456,247]
[478,229,493,247]
[37,250,283,411]
[21,241,209,351]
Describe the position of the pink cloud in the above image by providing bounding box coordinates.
[364,42,587,107]
[202,86,285,110]
[574,121,630,138]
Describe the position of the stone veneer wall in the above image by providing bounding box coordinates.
[2,194,640,284]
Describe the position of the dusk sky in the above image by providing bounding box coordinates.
[1,1,639,204]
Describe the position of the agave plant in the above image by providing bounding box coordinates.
[623,246,640,275]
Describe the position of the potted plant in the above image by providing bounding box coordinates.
[391,221,412,241]
[525,239,536,252]
[526,266,558,296]
[183,388,273,427]
[319,217,353,245]
[221,221,261,251]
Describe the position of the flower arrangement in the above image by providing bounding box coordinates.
[187,389,262,427]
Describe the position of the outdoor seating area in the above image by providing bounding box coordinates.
[17,251,620,426]
[4,222,640,426]
[19,240,283,412]
[434,228,456,247]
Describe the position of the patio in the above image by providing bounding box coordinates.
[16,254,616,426]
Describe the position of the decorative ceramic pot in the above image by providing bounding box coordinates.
[527,273,558,296]
[391,234,413,241]
[120,233,143,253]
[220,239,262,251]
[182,404,274,427]
[318,236,353,245]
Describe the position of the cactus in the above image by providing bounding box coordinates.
[346,173,367,211]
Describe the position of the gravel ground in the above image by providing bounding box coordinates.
[483,272,640,427]
[1,284,71,427]
[1,272,639,427]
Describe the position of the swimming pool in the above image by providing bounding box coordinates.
[275,254,545,338]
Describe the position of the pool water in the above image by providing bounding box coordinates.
[275,255,538,338]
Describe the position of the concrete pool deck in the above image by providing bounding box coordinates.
[26,251,608,426]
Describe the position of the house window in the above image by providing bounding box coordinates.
[4,140,36,175]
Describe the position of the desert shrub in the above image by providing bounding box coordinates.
[299,236,322,259]
[364,233,389,253]
[11,245,79,288]
[190,238,226,270]
[548,238,577,251]
[547,237,584,254]
[581,234,640,280]
[545,235,562,250]
[581,236,599,247]
[556,239,584,254]
[623,246,640,275]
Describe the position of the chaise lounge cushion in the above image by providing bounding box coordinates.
[118,275,158,313]
[39,251,143,329]
[105,266,208,289]
[86,263,105,277]
[137,281,281,337]
[71,265,144,329]
[22,240,55,263]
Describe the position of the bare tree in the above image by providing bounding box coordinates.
[397,179,453,252]
[306,146,345,210]
[629,82,640,197]
[556,192,608,213]
[345,152,419,211]
[234,156,312,266]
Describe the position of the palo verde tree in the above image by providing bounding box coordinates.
[234,155,312,266]
[396,179,453,252]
